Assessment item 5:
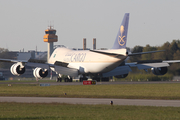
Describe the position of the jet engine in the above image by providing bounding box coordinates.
[151,67,168,75]
[114,73,128,79]
[10,62,25,76]
[33,67,48,79]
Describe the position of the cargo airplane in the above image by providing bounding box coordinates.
[1,13,180,82]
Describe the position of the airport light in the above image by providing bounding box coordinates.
[83,80,96,85]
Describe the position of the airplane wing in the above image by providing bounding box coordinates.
[0,58,78,78]
[127,60,180,69]
[0,58,28,63]
[126,62,169,70]
[102,60,180,77]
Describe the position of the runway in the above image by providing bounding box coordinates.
[0,97,180,107]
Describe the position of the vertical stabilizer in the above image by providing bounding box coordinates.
[112,13,129,49]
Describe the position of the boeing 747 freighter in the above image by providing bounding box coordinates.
[1,13,180,82]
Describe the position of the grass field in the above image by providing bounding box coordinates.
[0,102,180,120]
[0,82,180,119]
[0,83,180,100]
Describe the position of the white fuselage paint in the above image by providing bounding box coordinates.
[48,48,127,74]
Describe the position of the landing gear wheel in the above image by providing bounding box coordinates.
[69,77,72,82]
[65,77,73,82]
[56,77,62,82]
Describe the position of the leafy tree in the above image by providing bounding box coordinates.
[129,45,143,62]
[170,40,179,53]
[127,40,180,75]
[168,50,180,75]
[154,42,172,60]
[141,44,157,60]
[173,50,180,60]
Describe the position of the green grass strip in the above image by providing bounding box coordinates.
[0,102,180,120]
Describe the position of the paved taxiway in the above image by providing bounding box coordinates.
[0,97,180,107]
[1,81,180,85]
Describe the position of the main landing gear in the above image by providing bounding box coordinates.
[56,77,62,82]
[56,74,72,82]
[79,75,109,82]
[56,74,62,82]
[64,77,72,82]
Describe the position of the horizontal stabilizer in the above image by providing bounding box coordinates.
[163,60,180,63]
[90,50,125,58]
[128,50,165,56]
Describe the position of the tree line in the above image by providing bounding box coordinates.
[128,39,180,75]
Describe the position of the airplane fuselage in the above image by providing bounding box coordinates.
[49,48,127,74]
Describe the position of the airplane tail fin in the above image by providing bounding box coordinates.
[112,13,129,49]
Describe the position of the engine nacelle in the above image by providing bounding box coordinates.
[151,67,168,75]
[10,62,25,76]
[33,67,48,79]
[114,73,128,79]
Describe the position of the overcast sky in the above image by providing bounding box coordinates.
[0,0,180,51]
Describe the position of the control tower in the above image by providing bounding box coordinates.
[43,26,58,62]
